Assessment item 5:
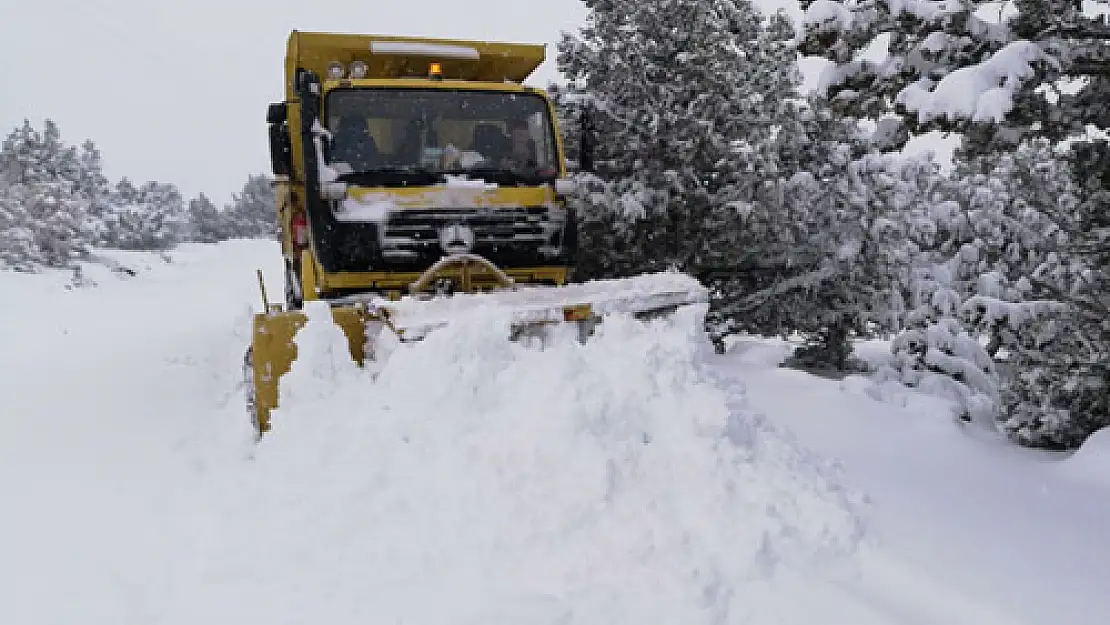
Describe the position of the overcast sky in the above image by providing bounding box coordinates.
[2,0,898,205]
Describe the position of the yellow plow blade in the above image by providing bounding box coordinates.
[244,255,708,435]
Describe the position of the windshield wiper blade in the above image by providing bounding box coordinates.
[337,166,443,184]
[448,167,538,184]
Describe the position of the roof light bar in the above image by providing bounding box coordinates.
[348,60,369,79]
[370,41,480,60]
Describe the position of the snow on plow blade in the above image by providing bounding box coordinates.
[245,265,709,434]
[378,271,710,342]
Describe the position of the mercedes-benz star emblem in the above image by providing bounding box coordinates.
[439,224,476,255]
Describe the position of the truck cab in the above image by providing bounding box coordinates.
[267,31,578,307]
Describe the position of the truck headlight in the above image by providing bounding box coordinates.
[326,61,345,80]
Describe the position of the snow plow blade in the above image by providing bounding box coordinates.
[245,255,708,434]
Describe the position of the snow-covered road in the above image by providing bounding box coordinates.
[2,241,1106,624]
[0,244,277,623]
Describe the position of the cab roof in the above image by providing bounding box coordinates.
[285,31,547,100]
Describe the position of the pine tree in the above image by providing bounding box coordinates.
[76,139,111,244]
[0,120,96,269]
[75,140,109,199]
[0,181,93,269]
[0,184,37,270]
[785,151,947,370]
[557,0,806,274]
[225,174,277,239]
[798,0,1110,155]
[101,178,186,250]
[557,0,898,355]
[980,138,1110,448]
[0,119,82,189]
[186,193,229,243]
[799,1,1109,445]
[877,279,1002,424]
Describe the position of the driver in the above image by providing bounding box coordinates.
[501,120,537,170]
[331,115,380,171]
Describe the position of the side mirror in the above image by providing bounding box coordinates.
[267,102,291,177]
[269,124,292,177]
[267,102,287,124]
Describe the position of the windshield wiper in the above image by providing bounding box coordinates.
[337,166,443,186]
[447,167,549,185]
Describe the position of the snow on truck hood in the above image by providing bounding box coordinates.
[334,177,555,223]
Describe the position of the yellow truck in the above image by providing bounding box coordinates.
[245,31,707,434]
[267,31,581,306]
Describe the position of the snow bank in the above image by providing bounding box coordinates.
[1060,427,1110,488]
[726,356,1110,625]
[167,302,867,624]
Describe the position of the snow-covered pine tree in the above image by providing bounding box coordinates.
[974,138,1110,448]
[224,174,277,239]
[785,150,949,370]
[0,120,96,269]
[800,0,1109,445]
[0,184,37,270]
[557,0,898,355]
[948,138,1073,345]
[0,180,93,269]
[185,193,229,243]
[865,138,1099,439]
[556,0,806,277]
[0,119,82,189]
[943,137,1109,445]
[868,179,1008,425]
[101,178,186,250]
[76,139,111,245]
[798,0,1110,155]
[76,140,109,197]
[100,177,138,249]
[697,99,868,361]
[877,274,1003,424]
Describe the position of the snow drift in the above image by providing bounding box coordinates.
[1060,426,1110,488]
[166,300,867,624]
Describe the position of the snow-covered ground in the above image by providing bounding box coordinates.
[2,240,1107,624]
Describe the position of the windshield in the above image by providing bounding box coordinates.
[323,88,559,186]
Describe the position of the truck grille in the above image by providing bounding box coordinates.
[380,206,559,255]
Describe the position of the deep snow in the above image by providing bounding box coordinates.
[2,240,1108,624]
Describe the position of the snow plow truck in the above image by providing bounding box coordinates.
[246,30,708,434]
